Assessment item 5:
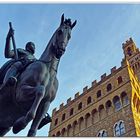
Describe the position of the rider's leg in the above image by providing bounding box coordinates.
[3,61,23,86]
[38,113,52,130]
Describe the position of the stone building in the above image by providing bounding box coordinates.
[48,38,140,137]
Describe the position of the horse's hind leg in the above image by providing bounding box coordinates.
[0,127,11,136]
[13,85,45,134]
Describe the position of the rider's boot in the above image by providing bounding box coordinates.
[38,113,52,130]
[0,76,17,91]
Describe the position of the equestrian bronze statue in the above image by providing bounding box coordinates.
[0,14,76,137]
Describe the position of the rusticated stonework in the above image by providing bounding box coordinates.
[48,38,140,137]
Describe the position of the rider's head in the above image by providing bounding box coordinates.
[25,42,35,54]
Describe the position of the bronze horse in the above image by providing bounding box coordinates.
[0,14,76,136]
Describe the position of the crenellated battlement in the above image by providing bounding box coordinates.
[122,37,134,48]
[67,97,71,104]
[101,73,107,80]
[59,103,64,109]
[111,66,116,73]
[92,80,97,87]
[52,65,125,114]
[83,86,88,93]
[75,92,80,98]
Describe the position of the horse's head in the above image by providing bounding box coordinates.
[52,14,77,59]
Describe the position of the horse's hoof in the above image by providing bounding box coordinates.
[12,116,27,134]
[27,129,36,137]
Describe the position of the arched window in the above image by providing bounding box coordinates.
[114,120,125,136]
[73,121,78,135]
[62,113,66,121]
[121,92,129,106]
[87,96,92,104]
[55,118,58,126]
[106,100,112,115]
[92,109,99,123]
[79,117,85,131]
[67,124,73,136]
[132,65,135,71]
[114,124,120,136]
[78,102,82,110]
[97,90,101,98]
[52,134,55,137]
[85,113,91,128]
[98,105,106,119]
[61,128,66,136]
[70,108,74,116]
[127,47,132,56]
[119,121,125,135]
[56,131,61,137]
[97,130,107,137]
[107,83,112,92]
[113,96,121,111]
[118,76,123,84]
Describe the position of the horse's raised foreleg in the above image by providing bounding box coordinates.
[13,85,46,134]
[27,101,50,136]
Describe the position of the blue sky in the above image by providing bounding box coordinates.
[0,3,140,136]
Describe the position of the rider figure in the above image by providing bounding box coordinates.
[2,27,36,87]
[1,26,52,130]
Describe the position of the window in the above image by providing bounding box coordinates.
[67,124,72,136]
[70,108,74,116]
[114,124,120,136]
[61,128,66,136]
[55,118,58,126]
[106,100,112,108]
[118,76,123,84]
[121,92,129,106]
[92,109,99,123]
[79,117,84,131]
[78,102,82,110]
[56,131,61,136]
[87,96,92,104]
[97,130,107,137]
[73,121,78,135]
[62,113,65,121]
[107,83,112,92]
[114,121,125,136]
[85,113,91,128]
[120,122,125,135]
[132,65,135,71]
[97,90,101,98]
[106,100,112,114]
[113,96,121,111]
[127,47,132,56]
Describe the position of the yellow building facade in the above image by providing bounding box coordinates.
[48,38,140,137]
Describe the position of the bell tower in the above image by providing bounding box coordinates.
[122,37,140,81]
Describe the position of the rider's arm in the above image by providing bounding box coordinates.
[5,28,15,58]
